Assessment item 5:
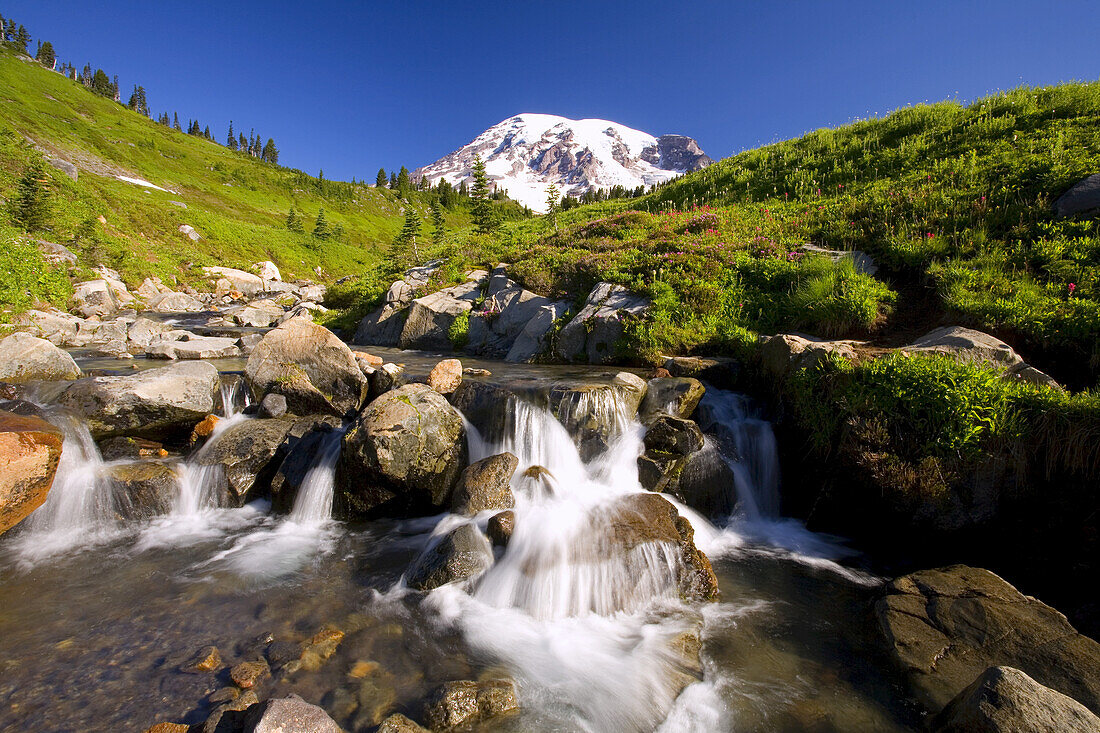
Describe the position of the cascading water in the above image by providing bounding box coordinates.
[218,374,252,419]
[287,428,345,524]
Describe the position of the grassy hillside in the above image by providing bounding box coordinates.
[0,46,472,305]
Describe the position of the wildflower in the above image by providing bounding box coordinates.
[1068,283,1076,294]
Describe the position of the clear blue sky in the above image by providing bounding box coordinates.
[5,1,1099,181]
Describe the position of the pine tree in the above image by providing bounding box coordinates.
[127,85,149,115]
[204,125,211,139]
[391,207,422,266]
[313,208,330,239]
[389,171,398,189]
[375,168,387,187]
[14,24,29,54]
[470,154,498,235]
[286,207,303,232]
[35,40,55,69]
[238,132,247,150]
[111,75,120,101]
[429,199,445,246]
[262,138,278,164]
[10,159,51,232]
[173,112,181,131]
[396,166,411,196]
[91,69,112,97]
[544,183,560,232]
[227,121,237,150]
[332,222,345,241]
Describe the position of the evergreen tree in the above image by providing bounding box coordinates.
[375,168,387,187]
[127,85,149,115]
[14,24,29,53]
[80,64,92,87]
[91,69,112,96]
[313,208,330,239]
[393,207,422,264]
[429,199,445,246]
[2,19,14,45]
[470,154,498,235]
[544,183,560,232]
[389,171,398,189]
[286,207,303,232]
[35,40,55,69]
[10,159,51,232]
[332,222,345,241]
[458,180,469,198]
[111,75,119,101]
[262,138,278,164]
[173,112,181,131]
[396,166,411,196]
[227,121,237,150]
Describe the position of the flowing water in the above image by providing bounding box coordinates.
[0,357,919,732]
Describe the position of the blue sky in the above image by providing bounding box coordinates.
[6,1,1099,181]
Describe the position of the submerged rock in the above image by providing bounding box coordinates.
[0,333,82,383]
[876,565,1100,716]
[424,679,518,730]
[336,384,466,517]
[0,411,64,535]
[376,713,429,732]
[405,523,494,591]
[933,666,1100,732]
[229,660,270,689]
[268,417,343,512]
[181,645,222,674]
[56,361,219,440]
[450,452,518,516]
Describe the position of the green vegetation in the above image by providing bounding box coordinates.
[0,224,71,316]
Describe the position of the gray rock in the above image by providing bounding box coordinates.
[46,156,77,181]
[243,693,339,733]
[398,283,480,351]
[406,524,493,590]
[127,317,172,348]
[18,308,83,346]
[800,242,878,276]
[904,326,1023,368]
[36,239,78,265]
[70,279,117,319]
[1054,173,1100,219]
[148,291,206,313]
[245,319,369,416]
[353,302,408,347]
[424,679,518,730]
[451,452,518,515]
[467,281,555,356]
[336,384,466,517]
[0,333,81,382]
[234,301,285,328]
[876,565,1100,716]
[107,461,180,519]
[505,299,571,363]
[369,362,406,397]
[555,282,649,364]
[178,224,202,241]
[56,361,220,439]
[933,666,1100,732]
[147,335,240,360]
[268,417,343,512]
[258,393,287,419]
[759,333,861,378]
[253,261,281,282]
[197,418,297,505]
[640,377,705,420]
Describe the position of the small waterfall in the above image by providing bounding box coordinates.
[694,388,780,519]
[218,374,251,419]
[287,428,345,524]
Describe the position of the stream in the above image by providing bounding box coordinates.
[0,349,920,732]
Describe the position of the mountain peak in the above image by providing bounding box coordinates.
[415,114,712,212]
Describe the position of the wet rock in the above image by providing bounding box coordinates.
[555,282,649,364]
[0,399,45,418]
[548,376,645,461]
[933,665,1100,732]
[268,417,343,512]
[181,645,222,673]
[99,436,168,460]
[264,640,303,670]
[197,418,297,505]
[463,367,491,377]
[245,319,369,417]
[94,338,132,359]
[406,523,494,590]
[148,291,206,313]
[377,713,429,732]
[57,361,220,439]
[203,689,258,733]
[347,668,398,728]
[448,380,511,438]
[257,393,287,419]
[242,694,339,733]
[451,452,518,515]
[208,687,241,704]
[643,416,705,456]
[191,414,220,447]
[487,510,515,547]
[1054,173,1100,219]
[903,326,1023,369]
[0,332,81,382]
[295,626,345,672]
[425,679,518,730]
[143,723,190,733]
[370,362,406,397]
[230,660,270,689]
[876,565,1100,716]
[666,445,739,517]
[70,279,118,318]
[0,411,64,535]
[336,384,467,517]
[399,282,481,351]
[428,358,462,395]
[147,335,240,360]
[640,377,705,420]
[107,461,180,519]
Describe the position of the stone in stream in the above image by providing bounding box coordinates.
[55,361,220,440]
[487,510,515,547]
[196,418,298,506]
[0,332,82,382]
[99,435,169,460]
[181,645,222,674]
[230,659,270,689]
[369,362,407,397]
[424,679,518,730]
[427,358,462,395]
[147,291,206,313]
[127,317,172,348]
[0,411,64,535]
[932,665,1100,732]
[245,319,369,417]
[234,300,285,328]
[376,713,429,732]
[643,415,705,456]
[146,335,241,360]
[70,279,118,318]
[405,523,494,591]
[336,384,467,518]
[876,565,1100,717]
[639,377,705,420]
[202,689,259,733]
[243,694,340,733]
[107,461,180,519]
[257,393,287,418]
[548,373,647,461]
[450,452,518,516]
[268,416,344,513]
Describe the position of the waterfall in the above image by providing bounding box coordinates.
[287,428,345,524]
[218,374,251,419]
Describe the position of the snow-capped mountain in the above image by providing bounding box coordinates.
[415,113,713,212]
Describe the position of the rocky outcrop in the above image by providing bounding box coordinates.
[197,418,297,505]
[876,566,1100,716]
[505,299,570,363]
[245,319,369,417]
[466,270,566,359]
[424,679,517,730]
[399,281,481,351]
[932,666,1100,732]
[336,384,467,517]
[0,333,81,383]
[555,282,649,364]
[1054,173,1100,219]
[56,361,219,439]
[450,452,518,515]
[405,523,494,590]
[0,411,64,535]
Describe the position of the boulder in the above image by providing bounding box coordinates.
[1054,173,1100,219]
[148,291,205,313]
[555,282,649,364]
[70,279,117,318]
[759,333,860,378]
[933,666,1100,732]
[370,362,406,397]
[178,224,202,241]
[92,266,136,307]
[55,361,220,439]
[428,358,462,395]
[253,261,282,282]
[398,282,480,351]
[377,713,429,732]
[643,416,705,456]
[336,384,466,517]
[243,694,339,733]
[466,280,557,356]
[36,239,78,265]
[0,333,81,382]
[548,374,646,460]
[18,308,83,346]
[353,302,407,347]
[505,299,571,363]
[128,317,172,348]
[0,412,64,535]
[876,566,1100,715]
[197,418,297,505]
[799,242,878,276]
[487,510,515,547]
[424,679,518,730]
[107,461,180,519]
[405,523,494,590]
[203,690,259,733]
[203,266,266,297]
[903,326,1023,369]
[450,452,518,515]
[99,436,168,461]
[268,417,343,512]
[258,393,287,419]
[147,335,240,360]
[640,377,705,420]
[135,276,173,301]
[234,300,285,328]
[46,156,78,181]
[245,319,370,416]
